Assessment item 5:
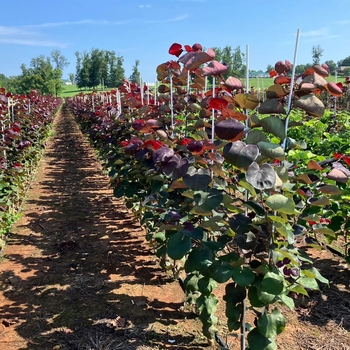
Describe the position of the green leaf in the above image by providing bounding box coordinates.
[289,284,309,296]
[297,277,320,290]
[209,261,233,283]
[262,272,284,295]
[167,232,191,260]
[226,303,242,331]
[243,201,265,216]
[232,266,256,287]
[275,166,289,183]
[185,246,213,273]
[260,116,286,140]
[265,194,295,214]
[193,189,224,212]
[248,286,265,307]
[247,328,277,350]
[257,289,276,305]
[307,267,329,285]
[224,283,246,305]
[198,277,218,295]
[278,294,295,310]
[257,141,285,161]
[183,166,211,191]
[313,226,336,237]
[184,273,200,293]
[153,230,166,243]
[257,309,286,338]
[328,215,344,232]
[246,129,269,144]
[238,179,257,196]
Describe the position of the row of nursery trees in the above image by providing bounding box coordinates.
[66,41,350,349]
[0,88,62,241]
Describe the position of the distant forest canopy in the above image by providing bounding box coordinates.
[1,45,350,95]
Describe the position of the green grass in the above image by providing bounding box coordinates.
[60,84,114,97]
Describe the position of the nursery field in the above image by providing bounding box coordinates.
[0,104,348,350]
[1,43,350,350]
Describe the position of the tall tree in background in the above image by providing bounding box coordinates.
[324,60,337,75]
[14,55,60,95]
[50,49,69,71]
[107,54,125,87]
[68,73,75,84]
[211,45,245,79]
[89,48,103,89]
[75,51,91,89]
[75,49,126,89]
[338,56,350,67]
[266,64,273,73]
[129,59,141,84]
[311,45,324,65]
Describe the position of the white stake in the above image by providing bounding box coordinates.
[211,77,216,143]
[169,71,174,129]
[282,29,300,151]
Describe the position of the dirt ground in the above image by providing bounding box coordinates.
[0,105,349,350]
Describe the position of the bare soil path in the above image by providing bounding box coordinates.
[0,105,207,350]
[0,105,349,350]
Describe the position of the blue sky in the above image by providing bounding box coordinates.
[1,0,350,83]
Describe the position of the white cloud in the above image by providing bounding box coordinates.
[0,20,126,47]
[301,26,341,40]
[332,20,350,25]
[24,20,125,28]
[0,25,68,47]
[139,4,151,8]
[145,14,189,23]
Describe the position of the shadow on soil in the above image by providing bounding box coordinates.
[294,252,350,331]
[0,105,207,350]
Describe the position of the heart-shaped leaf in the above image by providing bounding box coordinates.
[183,166,211,190]
[223,141,259,170]
[257,309,286,339]
[257,142,285,161]
[215,119,244,140]
[259,116,286,139]
[153,146,174,163]
[223,76,243,91]
[246,130,269,144]
[201,60,228,76]
[258,99,286,115]
[167,232,191,260]
[234,93,259,110]
[265,194,295,214]
[294,94,325,117]
[266,84,289,99]
[246,163,276,190]
[162,154,189,180]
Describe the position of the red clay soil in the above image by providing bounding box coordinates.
[0,105,349,350]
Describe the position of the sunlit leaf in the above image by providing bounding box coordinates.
[294,94,325,117]
[234,93,259,110]
[265,194,295,214]
[246,163,276,190]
